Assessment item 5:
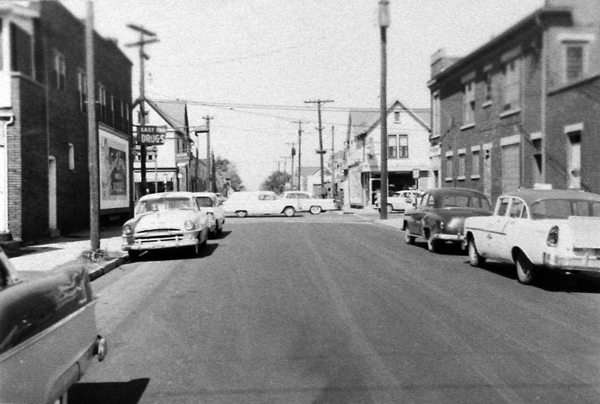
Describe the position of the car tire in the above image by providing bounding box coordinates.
[468,238,486,267]
[404,231,415,245]
[236,210,248,218]
[283,207,296,217]
[427,234,441,253]
[309,206,322,215]
[128,250,140,261]
[516,251,537,285]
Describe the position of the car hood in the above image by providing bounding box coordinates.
[131,210,201,232]
[568,216,600,248]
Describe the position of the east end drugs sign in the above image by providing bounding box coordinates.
[135,125,167,145]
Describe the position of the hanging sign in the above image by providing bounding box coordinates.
[135,125,167,145]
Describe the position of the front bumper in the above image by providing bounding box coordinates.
[122,231,199,251]
[543,253,600,273]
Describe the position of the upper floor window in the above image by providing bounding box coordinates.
[77,69,87,112]
[53,50,66,91]
[463,81,475,125]
[564,41,588,84]
[97,83,106,121]
[10,22,32,77]
[393,110,401,123]
[502,58,521,111]
[388,134,408,158]
[68,143,75,170]
[484,71,493,103]
[432,91,440,138]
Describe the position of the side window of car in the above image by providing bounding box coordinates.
[509,199,524,218]
[496,197,510,216]
[419,194,429,207]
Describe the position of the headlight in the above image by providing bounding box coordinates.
[207,213,214,219]
[123,225,132,235]
[184,220,195,231]
[547,225,559,246]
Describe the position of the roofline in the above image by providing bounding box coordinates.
[145,98,187,137]
[429,7,573,85]
[352,100,431,138]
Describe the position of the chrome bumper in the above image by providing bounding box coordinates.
[543,253,600,272]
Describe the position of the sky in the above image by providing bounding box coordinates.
[61,0,545,191]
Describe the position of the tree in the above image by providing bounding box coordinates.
[260,170,291,194]
[214,156,243,193]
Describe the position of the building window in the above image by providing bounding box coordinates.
[472,150,480,178]
[77,69,87,112]
[463,81,475,125]
[484,71,493,103]
[53,50,66,91]
[10,22,32,77]
[502,58,521,111]
[398,135,408,157]
[432,91,440,138]
[567,131,582,189]
[394,110,401,123]
[97,83,106,121]
[68,143,75,170]
[445,155,453,181]
[458,152,466,179]
[564,41,587,84]
[388,134,398,158]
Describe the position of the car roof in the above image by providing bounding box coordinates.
[138,191,195,201]
[501,188,600,205]
[424,187,487,198]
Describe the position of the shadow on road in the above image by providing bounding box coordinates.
[70,378,150,404]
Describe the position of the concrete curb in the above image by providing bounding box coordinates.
[88,255,129,282]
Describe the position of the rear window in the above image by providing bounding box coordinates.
[530,199,600,220]
[442,195,491,210]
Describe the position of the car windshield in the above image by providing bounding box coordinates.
[196,197,214,208]
[441,195,491,210]
[136,197,195,214]
[530,199,600,220]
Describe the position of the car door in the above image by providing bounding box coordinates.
[480,196,512,260]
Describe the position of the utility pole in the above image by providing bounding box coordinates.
[287,142,296,189]
[331,125,335,199]
[304,99,334,198]
[126,23,159,198]
[86,1,99,250]
[291,120,308,191]
[379,0,390,220]
[203,115,214,192]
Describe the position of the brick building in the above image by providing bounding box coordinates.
[0,2,132,242]
[428,0,600,204]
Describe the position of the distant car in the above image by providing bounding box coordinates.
[281,191,337,214]
[122,191,210,260]
[0,249,107,404]
[193,192,225,237]
[465,189,600,285]
[221,191,299,218]
[380,189,423,213]
[403,188,492,253]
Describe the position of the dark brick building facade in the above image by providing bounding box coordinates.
[428,0,600,204]
[0,2,132,241]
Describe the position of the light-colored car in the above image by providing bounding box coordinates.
[122,192,209,260]
[221,191,299,218]
[382,190,424,213]
[281,191,337,214]
[0,250,107,404]
[465,188,600,285]
[403,188,492,253]
[194,192,225,237]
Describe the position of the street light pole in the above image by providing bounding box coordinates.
[379,0,390,220]
[203,115,214,192]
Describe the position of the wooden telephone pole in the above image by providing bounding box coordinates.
[291,120,308,191]
[304,99,333,198]
[86,1,99,250]
[126,23,158,197]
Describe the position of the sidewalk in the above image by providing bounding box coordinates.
[8,225,128,281]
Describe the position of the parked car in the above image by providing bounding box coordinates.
[281,191,337,214]
[0,249,107,404]
[380,189,423,213]
[465,188,600,285]
[122,191,210,260]
[194,192,225,237]
[403,188,492,253]
[221,191,299,217]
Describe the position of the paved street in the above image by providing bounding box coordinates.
[73,213,600,403]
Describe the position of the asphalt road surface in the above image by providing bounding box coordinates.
[72,212,600,403]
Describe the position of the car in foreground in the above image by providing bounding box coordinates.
[280,191,337,214]
[221,191,299,217]
[465,188,600,285]
[122,191,209,260]
[194,192,225,237]
[380,189,423,213]
[0,249,107,403]
[403,188,492,253]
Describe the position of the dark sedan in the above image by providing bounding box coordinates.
[403,188,492,253]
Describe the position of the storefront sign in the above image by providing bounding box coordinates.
[135,125,167,145]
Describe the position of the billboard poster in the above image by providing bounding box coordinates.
[99,126,130,210]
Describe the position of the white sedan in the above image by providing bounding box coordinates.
[464,189,600,285]
[194,192,225,237]
[280,191,336,214]
[221,191,299,217]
